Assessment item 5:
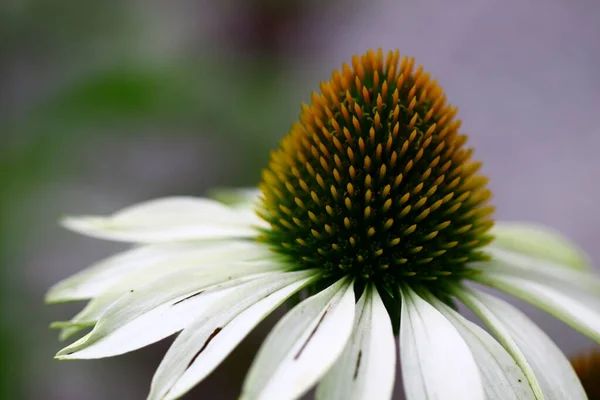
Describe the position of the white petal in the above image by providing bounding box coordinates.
[427,295,535,400]
[240,278,356,400]
[149,270,317,400]
[46,240,273,303]
[480,246,600,294]
[55,251,284,332]
[491,222,589,270]
[399,286,484,400]
[55,263,285,359]
[316,284,395,400]
[206,188,267,228]
[61,197,264,243]
[455,287,586,400]
[475,272,600,344]
[59,283,234,359]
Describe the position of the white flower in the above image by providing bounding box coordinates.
[47,49,600,400]
[47,194,600,400]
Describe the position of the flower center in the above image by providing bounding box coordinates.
[258,49,494,291]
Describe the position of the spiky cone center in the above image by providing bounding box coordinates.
[258,49,494,294]
[571,350,600,399]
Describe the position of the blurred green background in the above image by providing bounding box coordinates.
[2,0,600,398]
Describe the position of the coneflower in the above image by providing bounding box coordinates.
[47,49,600,400]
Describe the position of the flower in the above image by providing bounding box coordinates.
[47,49,600,400]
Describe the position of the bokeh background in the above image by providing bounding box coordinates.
[2,0,600,398]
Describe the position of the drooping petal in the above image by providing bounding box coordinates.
[474,272,600,344]
[55,263,286,359]
[53,254,285,334]
[61,197,266,243]
[491,222,589,270]
[46,240,273,303]
[455,287,587,400]
[427,294,535,400]
[58,282,233,359]
[399,285,484,400]
[240,278,356,400]
[316,284,395,400]
[148,270,318,400]
[479,247,600,294]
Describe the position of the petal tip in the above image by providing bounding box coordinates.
[60,216,106,233]
[45,287,72,304]
[54,349,75,360]
[45,284,87,304]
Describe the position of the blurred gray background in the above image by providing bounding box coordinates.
[2,0,599,398]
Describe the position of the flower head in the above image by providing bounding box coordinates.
[47,49,600,400]
[259,49,493,320]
